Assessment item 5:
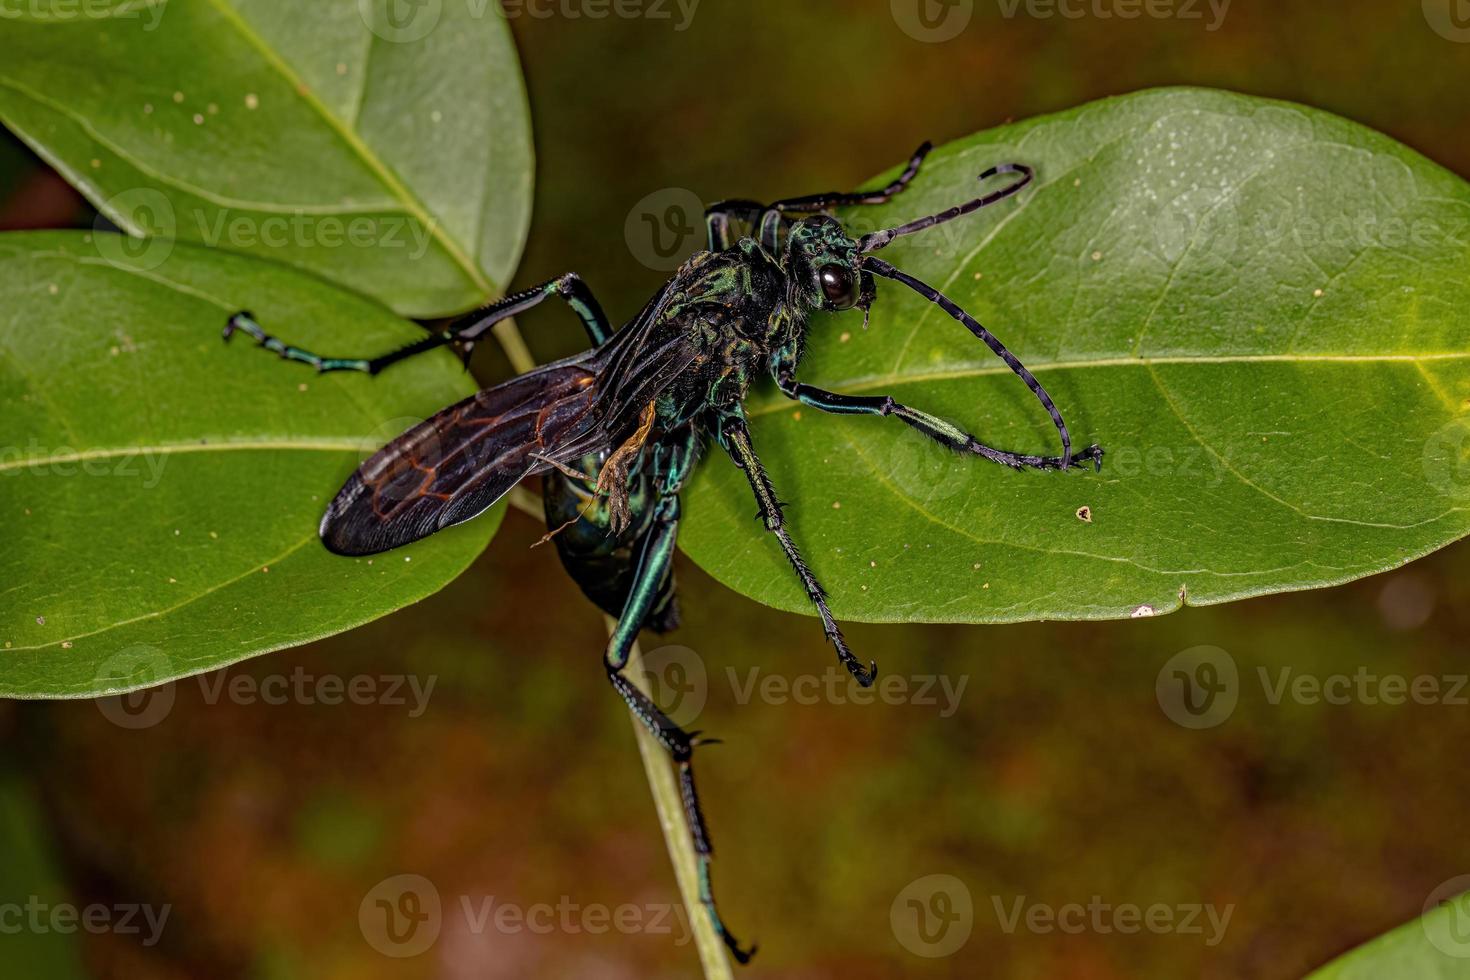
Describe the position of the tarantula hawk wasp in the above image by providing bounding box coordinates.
[224,142,1103,962]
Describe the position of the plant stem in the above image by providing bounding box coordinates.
[610,619,735,980]
[495,325,730,978]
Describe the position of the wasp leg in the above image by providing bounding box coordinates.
[604,494,756,965]
[223,272,612,375]
[704,199,764,251]
[775,369,1103,472]
[767,141,933,215]
[718,416,878,687]
[703,141,933,253]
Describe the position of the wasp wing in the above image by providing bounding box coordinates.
[319,354,604,555]
[320,283,697,556]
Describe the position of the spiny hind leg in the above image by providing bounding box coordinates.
[603,494,755,964]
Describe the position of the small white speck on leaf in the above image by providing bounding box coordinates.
[261,566,270,573]
[1076,505,1093,523]
[431,109,443,123]
[1131,604,1156,618]
[192,113,204,125]
[404,556,412,562]
[47,283,58,295]
[244,93,259,110]
[1313,288,1324,298]
[839,332,851,343]
[832,501,841,509]
[35,616,45,626]
[62,641,73,649]
[1091,251,1103,262]
[869,560,877,568]
[172,91,184,103]
[972,563,981,570]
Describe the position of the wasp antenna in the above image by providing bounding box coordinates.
[862,255,1073,464]
[859,162,1034,253]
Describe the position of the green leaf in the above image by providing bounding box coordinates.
[680,88,1470,623]
[0,0,532,317]
[1304,889,1470,979]
[0,231,496,697]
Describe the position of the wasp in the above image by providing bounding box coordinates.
[225,143,1103,961]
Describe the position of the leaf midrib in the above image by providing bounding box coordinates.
[201,0,495,296]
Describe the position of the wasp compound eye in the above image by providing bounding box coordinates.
[819,264,858,309]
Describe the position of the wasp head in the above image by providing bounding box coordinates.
[784,215,877,321]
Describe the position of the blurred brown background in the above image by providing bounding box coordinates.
[4,1,1470,977]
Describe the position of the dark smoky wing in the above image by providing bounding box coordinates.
[319,356,607,556]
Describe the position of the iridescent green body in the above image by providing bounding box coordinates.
[224,147,1101,965]
[542,449,680,633]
